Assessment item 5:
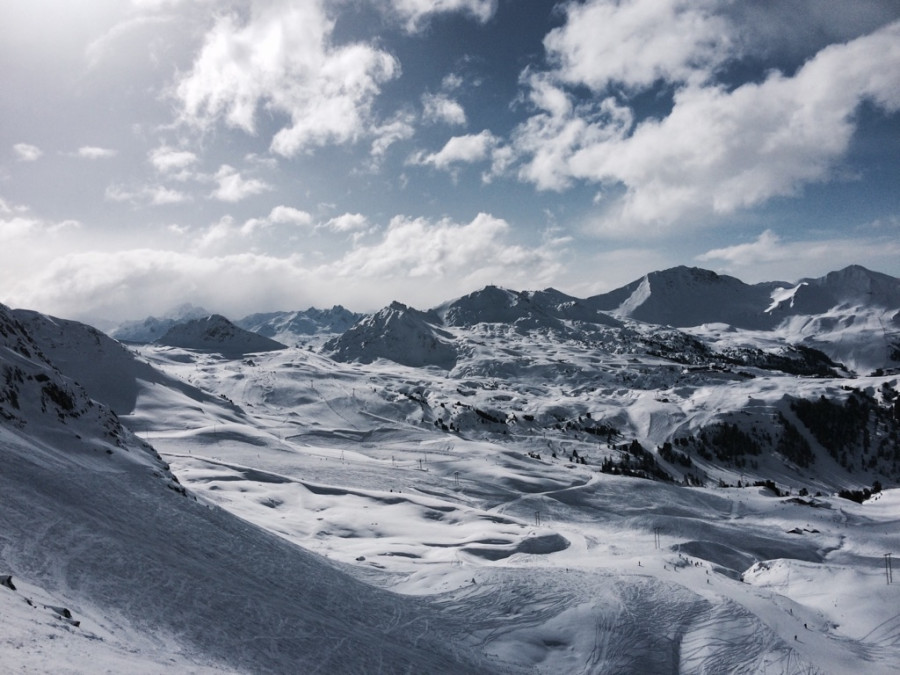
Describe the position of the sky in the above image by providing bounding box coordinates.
[2,0,900,324]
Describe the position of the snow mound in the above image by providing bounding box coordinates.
[157,314,286,356]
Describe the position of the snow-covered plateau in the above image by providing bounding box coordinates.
[2,265,899,673]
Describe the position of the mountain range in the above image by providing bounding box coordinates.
[2,264,900,673]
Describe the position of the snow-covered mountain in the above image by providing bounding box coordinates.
[4,265,900,673]
[109,303,209,343]
[587,265,900,373]
[11,310,240,420]
[590,266,782,329]
[236,305,362,347]
[156,314,286,356]
[436,285,621,330]
[325,301,457,368]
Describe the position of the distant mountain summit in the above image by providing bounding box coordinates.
[585,265,900,373]
[767,265,900,317]
[589,266,782,329]
[436,285,621,329]
[110,303,210,343]
[325,302,457,368]
[324,265,899,373]
[236,306,362,346]
[591,265,900,331]
[157,315,286,356]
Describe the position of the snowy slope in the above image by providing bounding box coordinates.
[157,314,286,356]
[133,340,900,675]
[5,264,900,673]
[11,309,243,421]
[0,303,492,673]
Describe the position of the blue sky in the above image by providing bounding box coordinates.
[2,0,900,322]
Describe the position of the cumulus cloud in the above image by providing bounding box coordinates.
[370,111,417,159]
[696,229,900,282]
[422,93,466,126]
[388,0,497,32]
[413,130,501,172]
[149,145,198,174]
[5,248,315,322]
[5,212,562,321]
[210,165,271,202]
[514,17,900,232]
[269,205,313,226]
[512,76,632,191]
[175,0,399,157]
[106,183,189,206]
[13,143,42,162]
[323,213,369,233]
[545,0,733,92]
[0,216,41,242]
[331,212,558,285]
[76,146,118,159]
[697,230,787,266]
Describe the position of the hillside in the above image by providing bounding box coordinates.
[0,302,485,672]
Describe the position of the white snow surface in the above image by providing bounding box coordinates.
[4,266,900,673]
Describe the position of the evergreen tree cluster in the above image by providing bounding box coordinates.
[693,422,762,466]
[790,390,900,475]
[775,414,814,468]
[600,440,673,481]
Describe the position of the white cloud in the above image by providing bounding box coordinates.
[149,145,198,173]
[696,230,900,282]
[77,146,118,159]
[545,0,733,92]
[413,130,501,171]
[175,1,398,157]
[512,77,632,191]
[195,215,238,250]
[4,212,562,321]
[515,19,900,232]
[370,112,417,159]
[269,205,313,227]
[105,184,189,206]
[331,212,557,283]
[5,248,315,322]
[441,73,464,91]
[0,216,41,242]
[323,213,369,233]
[697,230,786,266]
[422,93,466,126]
[210,165,271,202]
[13,143,42,162]
[388,0,497,32]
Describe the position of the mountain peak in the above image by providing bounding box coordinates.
[157,315,286,355]
[326,302,456,368]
